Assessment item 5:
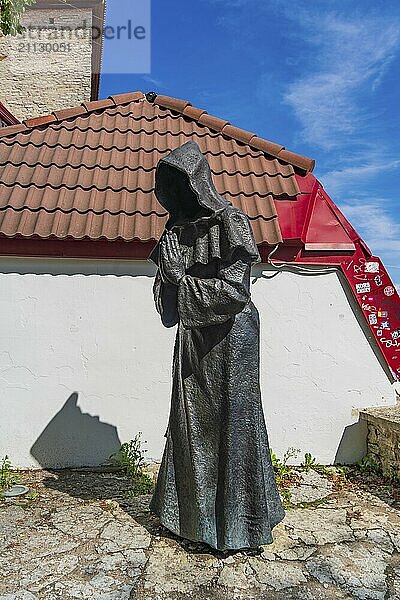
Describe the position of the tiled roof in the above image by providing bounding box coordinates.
[0,92,315,246]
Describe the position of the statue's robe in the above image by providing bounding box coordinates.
[149,205,285,551]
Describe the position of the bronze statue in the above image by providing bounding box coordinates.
[149,141,285,551]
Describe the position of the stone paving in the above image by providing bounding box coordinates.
[1,466,400,599]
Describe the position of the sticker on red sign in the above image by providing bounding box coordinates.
[356,282,371,294]
[365,261,380,273]
[344,254,400,379]
[384,286,395,297]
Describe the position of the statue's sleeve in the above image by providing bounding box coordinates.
[176,252,251,329]
[153,269,179,328]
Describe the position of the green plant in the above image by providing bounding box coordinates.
[25,490,38,500]
[109,433,154,497]
[313,463,331,476]
[301,452,317,472]
[333,465,349,479]
[271,447,300,471]
[299,452,333,475]
[0,455,20,491]
[270,447,300,487]
[355,455,381,475]
[0,0,35,36]
[270,449,288,483]
[126,472,154,497]
[283,447,301,464]
[278,486,293,509]
[109,433,148,479]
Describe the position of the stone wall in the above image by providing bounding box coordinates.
[360,404,400,480]
[0,7,92,120]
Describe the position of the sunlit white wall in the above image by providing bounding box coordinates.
[0,258,395,468]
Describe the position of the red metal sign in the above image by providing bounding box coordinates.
[273,175,400,380]
[342,253,400,379]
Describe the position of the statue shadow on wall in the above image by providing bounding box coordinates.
[30,392,121,470]
[29,392,228,555]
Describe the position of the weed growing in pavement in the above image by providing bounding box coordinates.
[355,454,382,476]
[270,447,301,508]
[301,452,316,472]
[270,447,352,507]
[0,455,20,494]
[109,433,154,496]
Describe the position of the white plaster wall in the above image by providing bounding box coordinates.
[0,257,395,468]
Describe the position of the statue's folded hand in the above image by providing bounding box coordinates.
[160,231,186,286]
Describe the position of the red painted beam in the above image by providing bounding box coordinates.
[0,236,155,260]
[0,102,19,126]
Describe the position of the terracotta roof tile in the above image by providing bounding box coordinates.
[82,99,114,113]
[222,125,255,145]
[277,149,316,173]
[250,137,284,156]
[0,124,27,139]
[0,207,167,241]
[197,113,229,132]
[182,106,207,120]
[153,95,191,113]
[0,92,315,247]
[24,115,56,128]
[53,106,86,121]
[109,91,145,106]
[152,95,314,172]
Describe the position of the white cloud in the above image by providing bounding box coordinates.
[339,202,400,242]
[339,201,400,286]
[279,4,400,285]
[320,158,400,196]
[281,10,400,149]
[197,0,400,284]
[142,75,164,88]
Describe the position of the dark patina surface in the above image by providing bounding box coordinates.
[149,141,285,551]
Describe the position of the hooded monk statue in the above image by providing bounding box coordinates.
[148,140,285,551]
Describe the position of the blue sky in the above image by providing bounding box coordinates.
[101,0,400,287]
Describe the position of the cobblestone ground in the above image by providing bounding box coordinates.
[1,467,400,600]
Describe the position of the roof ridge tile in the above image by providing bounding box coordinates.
[53,106,87,121]
[182,106,207,120]
[198,113,229,132]
[24,115,56,128]
[82,99,114,112]
[151,93,315,173]
[0,92,146,139]
[109,91,145,106]
[0,90,315,173]
[153,95,191,113]
[277,149,316,173]
[222,125,255,145]
[250,137,284,156]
